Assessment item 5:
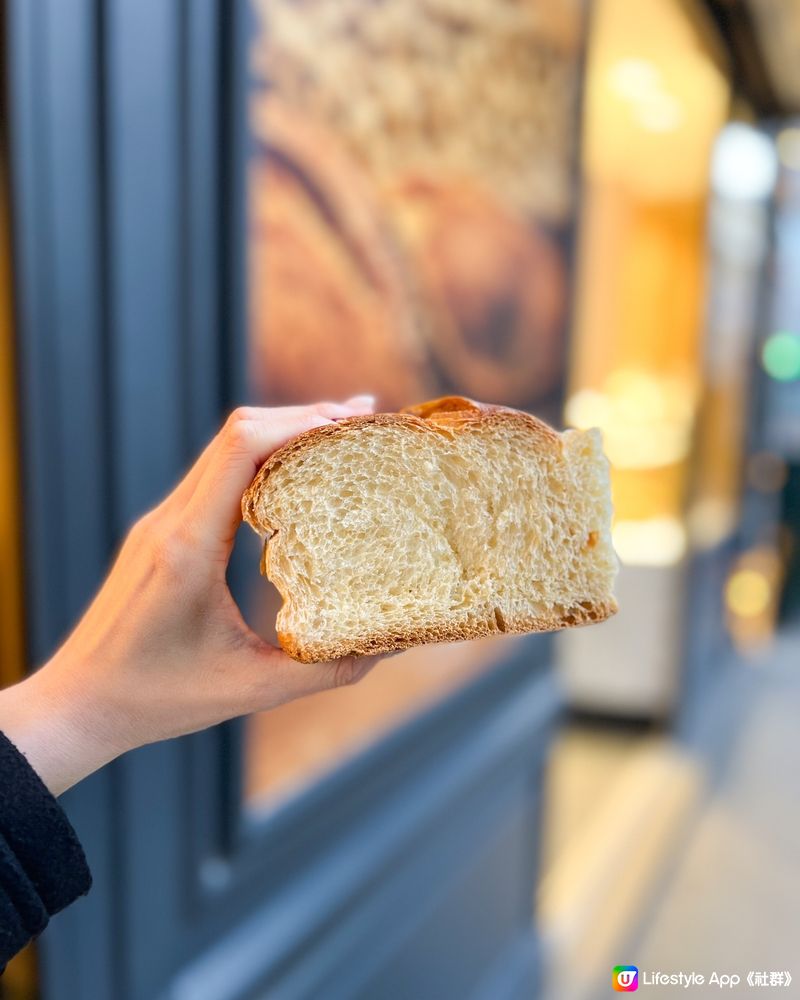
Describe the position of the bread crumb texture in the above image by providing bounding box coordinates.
[242,398,617,662]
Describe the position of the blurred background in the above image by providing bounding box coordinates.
[1,0,799,998]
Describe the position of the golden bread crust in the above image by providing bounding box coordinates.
[278,598,618,663]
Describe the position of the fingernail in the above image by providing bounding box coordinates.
[344,394,376,407]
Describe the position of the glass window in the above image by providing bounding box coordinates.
[242,0,586,814]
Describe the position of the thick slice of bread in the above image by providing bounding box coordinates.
[242,396,618,663]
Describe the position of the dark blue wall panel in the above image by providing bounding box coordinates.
[8,2,119,997]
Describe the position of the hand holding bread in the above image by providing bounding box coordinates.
[0,398,385,795]
[0,395,616,797]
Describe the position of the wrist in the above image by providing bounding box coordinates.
[0,656,125,796]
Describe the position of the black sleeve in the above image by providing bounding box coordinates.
[0,731,91,969]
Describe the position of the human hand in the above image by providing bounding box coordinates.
[0,397,382,795]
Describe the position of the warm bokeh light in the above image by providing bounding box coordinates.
[569,0,731,568]
[607,57,685,133]
[724,547,784,653]
[725,568,772,618]
[687,497,738,550]
[565,369,697,470]
[612,517,687,567]
[583,0,728,200]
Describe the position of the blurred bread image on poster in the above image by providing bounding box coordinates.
[385,175,566,405]
[249,100,433,409]
[248,0,583,416]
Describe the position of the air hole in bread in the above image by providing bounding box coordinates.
[243,408,617,661]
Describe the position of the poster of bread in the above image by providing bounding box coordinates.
[248,0,586,417]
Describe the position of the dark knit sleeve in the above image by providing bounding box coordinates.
[0,731,91,968]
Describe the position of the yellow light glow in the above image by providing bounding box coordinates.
[612,517,687,566]
[585,0,729,199]
[608,58,685,134]
[634,92,684,133]
[565,369,697,470]
[607,58,663,97]
[725,570,771,618]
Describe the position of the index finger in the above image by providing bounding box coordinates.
[165,397,375,515]
[183,399,374,554]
